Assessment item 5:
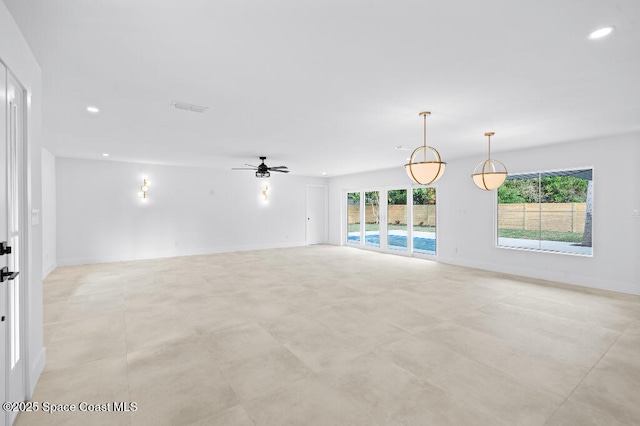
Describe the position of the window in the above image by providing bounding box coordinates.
[345,187,437,256]
[497,169,593,255]
[413,187,437,255]
[387,189,408,251]
[347,192,360,244]
[364,191,380,247]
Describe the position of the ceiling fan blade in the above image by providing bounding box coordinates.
[232,167,257,170]
[271,169,290,173]
[245,164,258,168]
[268,166,288,170]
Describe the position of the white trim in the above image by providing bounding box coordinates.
[495,166,595,257]
[42,261,57,279]
[28,347,45,398]
[56,241,309,266]
[305,184,329,244]
[437,255,639,296]
[343,185,439,258]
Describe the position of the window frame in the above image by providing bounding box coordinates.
[495,166,594,257]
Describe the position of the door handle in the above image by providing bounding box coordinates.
[0,266,18,283]
[0,242,11,256]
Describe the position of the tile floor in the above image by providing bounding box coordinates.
[16,245,640,425]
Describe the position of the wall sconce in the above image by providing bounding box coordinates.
[262,184,269,201]
[138,176,151,201]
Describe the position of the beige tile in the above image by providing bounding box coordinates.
[17,357,130,426]
[130,386,237,426]
[60,287,125,322]
[312,305,408,351]
[29,246,640,426]
[416,321,589,398]
[569,357,640,424]
[220,346,312,400]
[128,335,239,425]
[377,335,563,425]
[200,322,282,365]
[261,312,364,372]
[42,300,68,325]
[479,301,620,350]
[45,313,127,372]
[501,293,635,332]
[317,351,500,425]
[545,400,627,426]
[243,376,377,426]
[125,306,198,352]
[185,405,254,426]
[453,311,611,367]
[337,293,442,331]
[42,280,78,303]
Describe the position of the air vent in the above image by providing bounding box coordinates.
[170,101,208,113]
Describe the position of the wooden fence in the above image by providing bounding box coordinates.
[348,205,436,226]
[348,202,586,232]
[498,203,586,232]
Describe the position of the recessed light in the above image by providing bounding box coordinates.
[395,145,410,151]
[87,106,100,113]
[102,153,109,157]
[321,172,328,176]
[588,26,614,40]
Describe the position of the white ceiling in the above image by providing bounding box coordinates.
[4,0,639,177]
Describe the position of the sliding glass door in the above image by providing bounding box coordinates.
[412,187,437,255]
[387,189,407,251]
[346,192,361,244]
[364,191,380,247]
[345,187,437,256]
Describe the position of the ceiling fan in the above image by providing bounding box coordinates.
[232,156,290,178]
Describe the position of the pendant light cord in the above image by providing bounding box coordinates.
[423,113,427,162]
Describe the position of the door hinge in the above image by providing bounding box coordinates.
[0,241,11,256]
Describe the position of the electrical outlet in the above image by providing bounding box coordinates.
[31,209,40,225]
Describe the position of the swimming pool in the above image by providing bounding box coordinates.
[348,234,436,254]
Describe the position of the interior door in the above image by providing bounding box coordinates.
[0,61,8,426]
[306,185,328,244]
[5,71,25,424]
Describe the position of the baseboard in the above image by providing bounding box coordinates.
[330,242,639,296]
[56,241,309,267]
[42,261,57,279]
[437,255,640,296]
[29,347,46,398]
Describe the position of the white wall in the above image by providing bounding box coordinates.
[41,148,56,277]
[56,158,326,265]
[329,132,640,295]
[0,0,45,397]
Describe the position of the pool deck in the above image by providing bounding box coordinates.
[348,232,591,256]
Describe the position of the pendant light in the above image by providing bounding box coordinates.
[471,132,507,190]
[404,112,446,185]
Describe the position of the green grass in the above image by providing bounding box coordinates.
[348,224,435,232]
[499,228,584,243]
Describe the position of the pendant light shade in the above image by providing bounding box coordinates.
[404,112,446,185]
[471,132,507,190]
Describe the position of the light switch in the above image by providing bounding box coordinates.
[31,209,40,225]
